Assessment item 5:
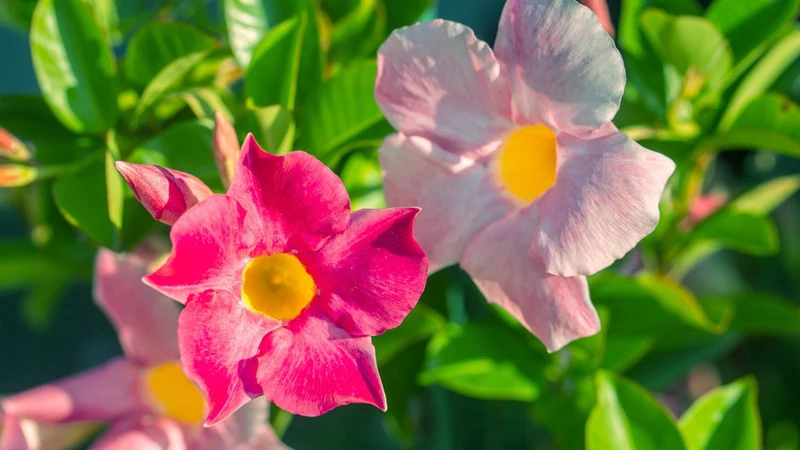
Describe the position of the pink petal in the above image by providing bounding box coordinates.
[115,162,213,226]
[90,417,185,450]
[581,0,615,36]
[0,358,144,423]
[256,306,386,417]
[0,415,28,450]
[532,127,675,276]
[213,111,240,187]
[376,20,513,156]
[462,209,599,352]
[226,136,351,251]
[94,249,180,365]
[494,0,624,134]
[145,195,255,304]
[202,397,289,450]
[379,134,516,272]
[0,416,97,450]
[304,207,428,337]
[178,291,280,426]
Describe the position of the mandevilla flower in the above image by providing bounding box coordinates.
[136,136,428,423]
[0,249,285,450]
[376,0,675,351]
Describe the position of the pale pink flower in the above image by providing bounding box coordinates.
[376,0,675,351]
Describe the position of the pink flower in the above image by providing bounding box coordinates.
[0,249,286,450]
[140,136,428,424]
[375,0,675,351]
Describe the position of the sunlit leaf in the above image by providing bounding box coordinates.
[700,294,800,336]
[52,158,117,247]
[224,0,282,69]
[246,104,295,155]
[706,0,800,62]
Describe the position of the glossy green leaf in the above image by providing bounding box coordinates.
[127,119,220,190]
[700,294,800,336]
[373,304,445,366]
[714,94,800,157]
[245,13,307,110]
[641,10,733,95]
[586,372,687,450]
[719,30,800,131]
[174,87,235,122]
[131,50,211,128]
[383,0,433,31]
[706,0,799,62]
[224,0,282,69]
[339,152,386,210]
[297,61,385,160]
[691,210,778,256]
[330,0,386,64]
[30,0,117,134]
[52,158,117,247]
[246,105,295,155]
[125,22,217,89]
[104,149,123,242]
[419,322,550,402]
[600,336,653,372]
[679,378,761,450]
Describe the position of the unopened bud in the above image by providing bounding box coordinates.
[0,128,32,162]
[0,164,37,187]
[213,111,240,189]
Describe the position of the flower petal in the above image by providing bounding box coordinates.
[204,397,289,450]
[226,136,351,251]
[178,291,280,426]
[379,134,516,272]
[256,306,386,416]
[90,417,185,450]
[462,210,599,351]
[0,358,144,423]
[304,207,428,337]
[145,195,253,304]
[494,0,624,133]
[376,20,513,155]
[532,127,675,276]
[115,162,213,226]
[0,415,28,450]
[94,249,180,365]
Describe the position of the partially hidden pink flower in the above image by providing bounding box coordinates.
[0,249,287,450]
[375,0,675,351]
[681,193,728,230]
[139,136,428,424]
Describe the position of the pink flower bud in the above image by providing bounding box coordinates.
[0,164,37,187]
[213,111,240,188]
[0,128,32,162]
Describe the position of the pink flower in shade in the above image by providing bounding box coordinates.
[375,0,675,351]
[0,249,287,450]
[139,136,428,424]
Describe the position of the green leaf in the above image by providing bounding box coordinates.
[383,0,432,31]
[679,378,761,450]
[641,10,733,94]
[104,149,123,243]
[297,61,385,160]
[700,294,800,336]
[718,30,800,131]
[330,0,386,64]
[173,87,235,122]
[30,0,118,134]
[691,210,778,256]
[52,158,117,247]
[339,151,386,210]
[589,274,729,344]
[131,50,211,128]
[373,304,445,366]
[245,13,307,110]
[0,241,67,292]
[124,22,217,89]
[730,175,800,214]
[419,322,550,402]
[600,336,653,372]
[21,277,67,331]
[586,371,687,450]
[127,119,220,190]
[706,0,800,62]
[224,0,282,69]
[246,105,295,155]
[713,94,800,157]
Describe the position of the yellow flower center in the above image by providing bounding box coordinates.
[497,125,558,202]
[143,362,206,425]
[241,253,317,321]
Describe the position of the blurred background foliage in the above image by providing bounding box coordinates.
[0,0,799,449]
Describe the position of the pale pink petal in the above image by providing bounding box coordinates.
[379,134,516,272]
[494,0,624,133]
[203,397,289,450]
[462,209,599,352]
[304,208,428,337]
[94,249,180,365]
[226,136,350,251]
[532,127,675,276]
[0,359,144,423]
[145,195,255,304]
[376,20,513,155]
[581,0,614,36]
[178,291,280,426]
[90,417,185,450]
[115,162,213,226]
[256,306,386,417]
[0,415,28,450]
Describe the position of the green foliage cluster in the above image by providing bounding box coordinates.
[0,0,799,448]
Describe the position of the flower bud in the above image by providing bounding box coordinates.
[213,111,240,188]
[0,164,37,187]
[0,128,32,162]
